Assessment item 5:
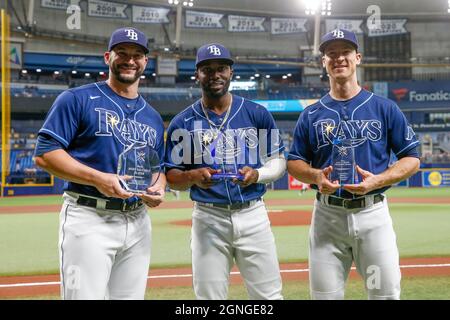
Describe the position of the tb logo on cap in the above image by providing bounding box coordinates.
[125,28,138,41]
[331,29,345,39]
[207,45,222,56]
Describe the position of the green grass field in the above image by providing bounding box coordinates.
[1,188,449,299]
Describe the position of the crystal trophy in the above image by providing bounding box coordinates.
[117,144,161,194]
[209,133,244,181]
[329,138,359,186]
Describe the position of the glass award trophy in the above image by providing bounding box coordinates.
[330,138,359,186]
[117,144,161,194]
[208,133,244,182]
[211,164,244,181]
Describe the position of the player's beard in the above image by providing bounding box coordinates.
[201,78,231,98]
[110,61,144,84]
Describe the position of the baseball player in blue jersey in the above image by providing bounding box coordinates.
[287,29,420,300]
[34,27,166,300]
[165,43,286,300]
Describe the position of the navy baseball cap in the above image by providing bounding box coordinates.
[108,27,149,54]
[195,43,234,68]
[319,29,359,53]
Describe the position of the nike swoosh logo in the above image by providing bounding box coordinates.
[184,116,195,122]
[89,95,101,100]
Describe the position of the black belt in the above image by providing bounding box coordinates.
[197,198,261,211]
[76,195,144,212]
[316,193,384,209]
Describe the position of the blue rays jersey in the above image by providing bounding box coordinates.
[37,81,165,199]
[288,88,420,198]
[164,95,284,204]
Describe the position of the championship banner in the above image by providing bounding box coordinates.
[271,18,307,35]
[88,0,127,19]
[9,42,23,70]
[368,19,408,37]
[157,56,178,76]
[41,0,81,10]
[325,19,363,34]
[185,10,224,29]
[132,6,169,24]
[228,15,265,32]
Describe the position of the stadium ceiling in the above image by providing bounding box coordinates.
[140,0,448,18]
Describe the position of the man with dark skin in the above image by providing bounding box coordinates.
[164,43,286,299]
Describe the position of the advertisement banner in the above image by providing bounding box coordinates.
[422,170,450,187]
[228,15,265,32]
[185,10,224,28]
[88,0,127,19]
[288,175,309,191]
[389,80,450,109]
[132,5,169,24]
[253,99,317,112]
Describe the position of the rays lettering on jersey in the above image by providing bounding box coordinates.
[314,118,382,149]
[94,108,157,148]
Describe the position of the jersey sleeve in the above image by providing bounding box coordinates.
[388,103,420,158]
[164,117,189,172]
[38,90,81,149]
[34,134,65,157]
[287,111,312,163]
[256,105,285,159]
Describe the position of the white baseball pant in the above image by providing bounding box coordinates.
[309,194,401,300]
[59,192,151,300]
[191,200,283,300]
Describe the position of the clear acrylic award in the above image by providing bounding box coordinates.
[330,138,359,186]
[117,144,161,194]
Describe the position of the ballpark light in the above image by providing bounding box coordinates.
[54,71,60,75]
[190,76,196,80]
[85,73,90,77]
[265,75,271,79]
[235,75,241,79]
[21,69,27,74]
[282,75,288,79]
[287,73,292,77]
[140,75,146,79]
[250,76,255,80]
[71,70,77,74]
[36,69,41,73]
[152,73,156,77]
[303,0,332,15]
[254,73,260,77]
[303,0,320,15]
[321,0,332,16]
[99,71,105,76]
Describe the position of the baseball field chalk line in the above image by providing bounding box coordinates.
[1,263,450,289]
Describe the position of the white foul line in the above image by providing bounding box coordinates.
[1,263,450,289]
